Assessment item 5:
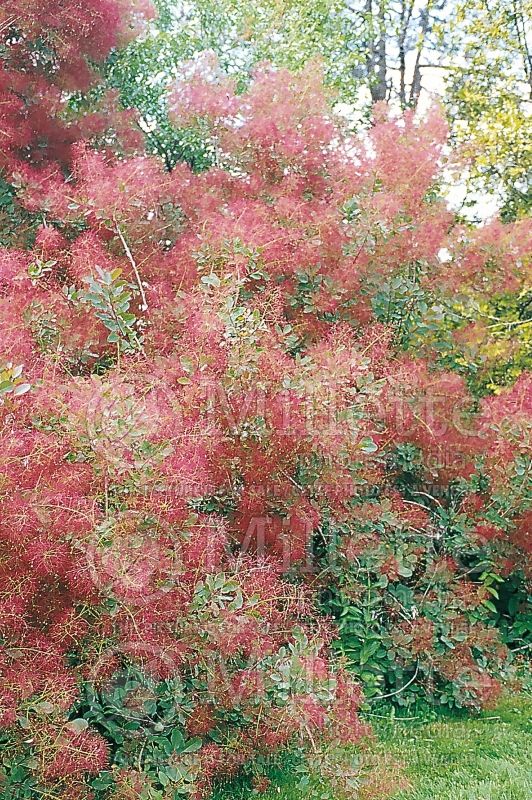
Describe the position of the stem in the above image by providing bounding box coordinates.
[115,222,148,312]
[370,662,420,702]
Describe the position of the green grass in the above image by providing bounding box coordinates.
[374,693,532,800]
[213,694,532,800]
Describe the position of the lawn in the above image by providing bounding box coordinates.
[373,693,532,800]
[214,694,532,800]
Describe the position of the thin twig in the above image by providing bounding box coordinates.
[115,222,148,312]
[0,16,17,35]
[369,663,420,702]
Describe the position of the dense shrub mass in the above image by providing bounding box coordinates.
[0,0,153,165]
[0,4,530,798]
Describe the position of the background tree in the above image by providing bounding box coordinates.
[104,0,454,167]
[104,0,530,221]
[101,0,531,394]
[445,0,531,222]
